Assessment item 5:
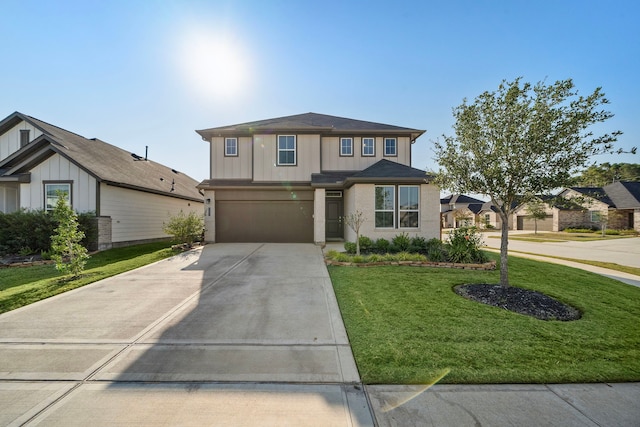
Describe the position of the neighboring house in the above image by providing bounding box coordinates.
[511,196,557,232]
[195,112,440,244]
[511,183,640,232]
[0,112,203,249]
[440,194,485,228]
[477,201,504,229]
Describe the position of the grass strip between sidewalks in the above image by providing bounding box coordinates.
[0,242,176,314]
[488,249,640,277]
[329,252,640,384]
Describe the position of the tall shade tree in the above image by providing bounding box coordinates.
[434,78,622,287]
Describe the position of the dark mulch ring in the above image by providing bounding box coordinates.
[454,284,582,321]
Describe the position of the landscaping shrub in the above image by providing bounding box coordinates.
[358,236,373,252]
[410,236,428,254]
[374,238,390,254]
[344,241,357,254]
[163,210,204,246]
[604,229,621,235]
[392,232,411,251]
[446,226,487,264]
[564,227,598,233]
[425,238,447,262]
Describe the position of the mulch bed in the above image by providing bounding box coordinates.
[454,284,582,321]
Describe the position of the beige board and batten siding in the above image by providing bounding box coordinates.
[253,134,321,182]
[210,136,252,180]
[0,121,44,160]
[100,185,202,243]
[19,153,97,213]
[321,136,411,171]
[343,183,440,242]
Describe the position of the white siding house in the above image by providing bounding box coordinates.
[0,112,203,249]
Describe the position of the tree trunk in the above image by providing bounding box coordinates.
[499,212,510,287]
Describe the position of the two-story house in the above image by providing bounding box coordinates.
[0,111,203,249]
[196,113,440,244]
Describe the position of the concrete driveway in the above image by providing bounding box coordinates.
[0,243,373,426]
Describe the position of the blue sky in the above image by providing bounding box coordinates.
[1,0,638,182]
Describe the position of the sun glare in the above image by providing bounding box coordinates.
[177,27,251,100]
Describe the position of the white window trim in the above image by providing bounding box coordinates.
[44,182,72,212]
[340,137,353,156]
[375,185,396,228]
[277,135,297,166]
[362,137,375,157]
[384,138,397,157]
[224,137,238,157]
[398,185,420,229]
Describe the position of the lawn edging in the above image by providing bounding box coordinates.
[325,258,496,270]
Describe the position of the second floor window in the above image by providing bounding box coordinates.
[340,138,353,156]
[384,138,397,156]
[277,135,296,165]
[225,138,238,156]
[362,138,375,156]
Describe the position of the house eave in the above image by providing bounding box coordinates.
[104,181,204,203]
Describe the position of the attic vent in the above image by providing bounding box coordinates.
[326,191,343,198]
[20,130,30,147]
[171,169,179,174]
[131,153,144,161]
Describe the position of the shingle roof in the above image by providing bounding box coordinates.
[568,187,615,207]
[196,112,425,141]
[603,181,640,209]
[311,159,432,187]
[440,194,486,205]
[0,112,202,202]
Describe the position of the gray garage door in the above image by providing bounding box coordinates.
[215,190,314,243]
[516,215,553,231]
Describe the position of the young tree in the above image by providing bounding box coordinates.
[526,198,548,235]
[51,193,89,278]
[435,78,623,287]
[344,210,366,256]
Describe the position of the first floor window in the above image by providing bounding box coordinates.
[277,135,296,165]
[340,137,353,156]
[45,183,71,211]
[375,186,395,228]
[362,137,375,156]
[399,186,419,228]
[590,210,602,222]
[374,185,421,229]
[225,137,238,156]
[484,213,491,226]
[384,138,397,156]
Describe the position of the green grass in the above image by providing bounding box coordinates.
[0,242,176,313]
[488,232,635,242]
[329,252,640,384]
[502,250,640,277]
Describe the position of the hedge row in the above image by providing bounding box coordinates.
[0,209,97,256]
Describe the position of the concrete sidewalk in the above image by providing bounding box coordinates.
[0,243,372,426]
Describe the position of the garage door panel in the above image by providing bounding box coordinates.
[216,199,314,243]
[516,215,553,231]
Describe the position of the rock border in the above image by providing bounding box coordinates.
[325,258,496,270]
[0,259,55,269]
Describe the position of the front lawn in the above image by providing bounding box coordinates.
[0,242,176,313]
[329,252,640,384]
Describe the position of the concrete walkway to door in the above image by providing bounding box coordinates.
[0,243,373,426]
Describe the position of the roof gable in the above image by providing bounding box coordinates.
[197,112,425,141]
[311,159,431,187]
[603,181,640,209]
[0,112,202,202]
